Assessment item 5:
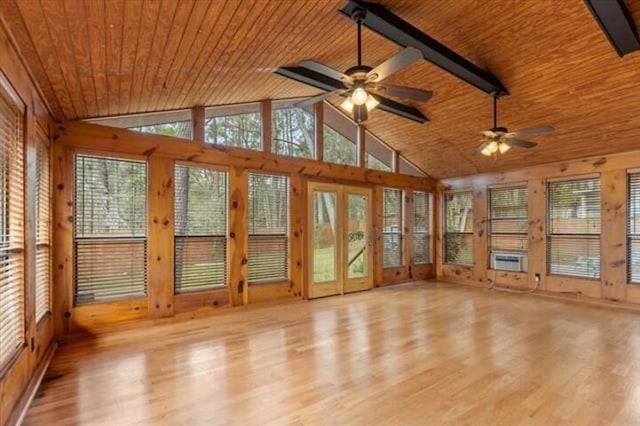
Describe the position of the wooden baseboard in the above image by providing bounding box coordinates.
[438,277,640,313]
[8,341,57,426]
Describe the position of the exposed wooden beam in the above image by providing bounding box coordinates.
[53,120,436,190]
[339,0,508,96]
[584,0,640,57]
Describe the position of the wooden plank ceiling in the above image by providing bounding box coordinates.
[2,0,640,178]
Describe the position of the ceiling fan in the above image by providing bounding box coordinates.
[474,94,555,157]
[274,9,432,124]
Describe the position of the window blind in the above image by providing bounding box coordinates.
[444,192,473,265]
[548,177,601,279]
[383,188,403,268]
[413,191,432,265]
[489,185,528,270]
[248,172,289,282]
[0,83,25,370]
[174,165,228,292]
[35,128,51,321]
[629,173,640,283]
[74,155,147,303]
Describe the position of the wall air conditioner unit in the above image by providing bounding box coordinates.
[490,252,527,272]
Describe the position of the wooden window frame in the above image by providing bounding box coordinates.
[412,190,432,265]
[488,184,528,271]
[629,171,640,284]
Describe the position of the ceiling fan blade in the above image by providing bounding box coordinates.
[299,60,352,85]
[370,93,429,123]
[371,83,433,102]
[274,67,344,92]
[508,138,537,148]
[512,125,555,137]
[294,89,347,108]
[366,46,423,82]
[472,142,490,155]
[481,130,497,138]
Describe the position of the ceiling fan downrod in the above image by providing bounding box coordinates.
[352,9,366,67]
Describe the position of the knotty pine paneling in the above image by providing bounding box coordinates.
[4,0,640,177]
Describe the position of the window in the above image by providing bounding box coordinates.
[174,165,228,292]
[548,177,601,279]
[399,157,426,177]
[205,104,261,150]
[272,101,314,158]
[36,128,52,321]
[444,192,474,265]
[74,155,147,303]
[628,173,640,283]
[248,172,289,282]
[86,110,193,140]
[0,82,25,370]
[323,104,357,166]
[413,191,432,265]
[365,132,393,172]
[489,185,528,271]
[383,188,403,267]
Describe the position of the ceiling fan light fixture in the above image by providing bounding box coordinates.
[341,97,354,113]
[481,141,499,156]
[365,94,379,111]
[498,142,511,154]
[351,87,368,105]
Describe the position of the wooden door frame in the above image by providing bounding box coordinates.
[307,181,374,299]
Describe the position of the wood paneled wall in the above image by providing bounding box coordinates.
[51,118,437,337]
[438,150,640,307]
[0,20,55,426]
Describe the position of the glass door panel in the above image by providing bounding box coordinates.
[347,194,367,279]
[313,191,338,283]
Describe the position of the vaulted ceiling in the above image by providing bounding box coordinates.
[2,0,640,178]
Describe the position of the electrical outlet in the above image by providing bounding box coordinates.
[535,273,541,282]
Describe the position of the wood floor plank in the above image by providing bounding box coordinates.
[25,281,640,425]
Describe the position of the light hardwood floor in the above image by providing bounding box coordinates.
[25,282,640,425]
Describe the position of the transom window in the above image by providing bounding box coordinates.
[272,101,314,158]
[205,104,261,150]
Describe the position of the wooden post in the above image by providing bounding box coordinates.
[192,106,205,142]
[373,185,384,286]
[228,167,248,306]
[147,156,175,318]
[601,169,627,301]
[392,151,400,173]
[261,100,272,154]
[290,174,305,298]
[472,184,488,285]
[528,179,547,290]
[314,102,323,161]
[357,125,366,168]
[52,144,74,334]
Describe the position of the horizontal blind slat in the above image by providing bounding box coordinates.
[444,192,473,265]
[383,188,403,268]
[248,172,289,283]
[629,173,640,283]
[548,178,601,279]
[413,191,431,264]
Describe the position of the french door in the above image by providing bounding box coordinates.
[308,182,373,299]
